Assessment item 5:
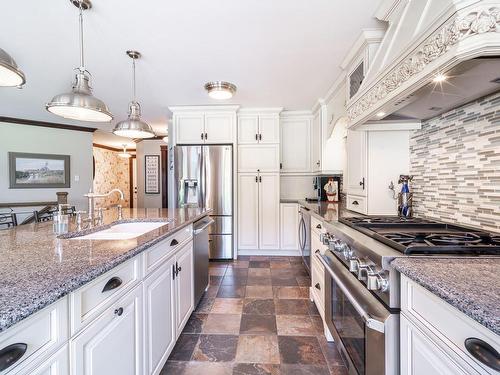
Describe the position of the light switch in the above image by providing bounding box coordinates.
[74,175,80,182]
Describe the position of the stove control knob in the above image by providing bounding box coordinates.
[349,258,359,272]
[357,260,371,281]
[342,246,354,259]
[367,271,389,292]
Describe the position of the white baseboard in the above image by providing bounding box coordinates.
[237,249,301,257]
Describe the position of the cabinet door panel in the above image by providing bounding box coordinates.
[176,242,194,334]
[175,114,205,144]
[238,145,280,173]
[311,111,321,172]
[144,258,176,375]
[400,315,476,375]
[280,203,299,250]
[18,345,69,375]
[346,129,367,196]
[237,174,259,249]
[259,115,280,144]
[238,115,259,144]
[259,173,280,249]
[204,113,234,144]
[71,286,142,375]
[281,118,311,173]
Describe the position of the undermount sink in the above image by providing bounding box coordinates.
[72,222,169,240]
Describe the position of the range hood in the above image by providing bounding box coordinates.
[346,0,500,128]
[386,58,500,121]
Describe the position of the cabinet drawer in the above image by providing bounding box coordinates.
[0,298,68,374]
[15,344,69,375]
[143,225,193,276]
[311,216,326,237]
[69,257,141,335]
[401,275,500,374]
[347,195,367,214]
[311,235,327,257]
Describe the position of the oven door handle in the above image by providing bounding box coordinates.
[320,256,386,334]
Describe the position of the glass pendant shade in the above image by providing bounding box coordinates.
[113,101,155,138]
[46,72,112,122]
[205,81,236,100]
[0,48,26,87]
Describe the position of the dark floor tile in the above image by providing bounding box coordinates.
[276,315,316,336]
[275,299,309,315]
[278,336,327,366]
[160,360,187,374]
[310,316,325,335]
[249,260,270,268]
[217,285,246,298]
[296,276,311,287]
[221,275,248,286]
[210,275,223,285]
[237,255,251,261]
[205,285,219,298]
[308,301,321,316]
[250,256,271,261]
[270,261,292,269]
[243,298,275,315]
[280,364,330,375]
[289,257,303,264]
[183,313,208,334]
[192,334,238,362]
[248,268,271,277]
[209,262,229,268]
[271,275,299,286]
[269,256,292,261]
[233,363,280,375]
[225,268,249,276]
[195,297,215,313]
[240,314,277,334]
[168,334,199,361]
[247,276,272,286]
[289,266,308,277]
[317,336,345,367]
[329,366,349,375]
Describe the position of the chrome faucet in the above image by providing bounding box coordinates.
[78,188,125,229]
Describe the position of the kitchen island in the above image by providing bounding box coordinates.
[0,207,210,375]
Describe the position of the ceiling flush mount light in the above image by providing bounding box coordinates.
[376,111,386,118]
[204,81,237,100]
[432,73,448,83]
[0,48,26,87]
[118,144,132,158]
[46,0,112,122]
[112,51,155,139]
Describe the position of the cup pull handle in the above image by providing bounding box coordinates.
[464,338,500,371]
[352,201,359,206]
[0,343,28,371]
[315,283,321,290]
[170,239,179,246]
[102,277,122,293]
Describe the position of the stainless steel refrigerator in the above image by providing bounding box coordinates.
[171,145,233,259]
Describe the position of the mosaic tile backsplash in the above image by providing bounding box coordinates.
[410,90,500,233]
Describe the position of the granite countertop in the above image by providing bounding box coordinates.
[296,199,362,224]
[392,257,500,335]
[0,207,210,333]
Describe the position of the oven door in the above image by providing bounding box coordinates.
[320,253,399,375]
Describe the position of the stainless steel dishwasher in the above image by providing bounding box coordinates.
[193,217,214,307]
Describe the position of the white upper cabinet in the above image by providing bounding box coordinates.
[346,129,367,197]
[237,109,281,144]
[170,106,239,145]
[280,112,312,174]
[238,144,280,173]
[311,109,321,172]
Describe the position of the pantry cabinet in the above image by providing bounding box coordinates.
[238,144,280,173]
[238,172,280,250]
[171,106,239,144]
[237,110,281,144]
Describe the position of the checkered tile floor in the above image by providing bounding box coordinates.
[161,256,347,375]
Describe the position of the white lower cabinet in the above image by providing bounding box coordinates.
[238,173,280,251]
[279,203,299,250]
[401,315,474,375]
[143,258,176,375]
[17,345,69,375]
[70,284,143,375]
[175,242,194,334]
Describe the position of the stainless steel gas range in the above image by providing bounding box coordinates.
[317,215,500,375]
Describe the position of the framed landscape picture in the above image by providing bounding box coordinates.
[9,152,70,189]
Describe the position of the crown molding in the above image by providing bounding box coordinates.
[0,116,97,133]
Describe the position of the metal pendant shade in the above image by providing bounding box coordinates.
[0,48,26,87]
[112,51,155,139]
[46,0,112,122]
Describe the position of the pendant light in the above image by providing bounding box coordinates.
[0,48,26,87]
[204,81,237,100]
[112,51,155,139]
[46,0,112,122]
[118,144,132,158]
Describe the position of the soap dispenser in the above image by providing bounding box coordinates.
[53,204,70,234]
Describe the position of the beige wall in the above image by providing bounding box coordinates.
[0,122,93,210]
[92,147,131,208]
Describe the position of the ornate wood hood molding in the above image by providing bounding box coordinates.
[347,1,500,128]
